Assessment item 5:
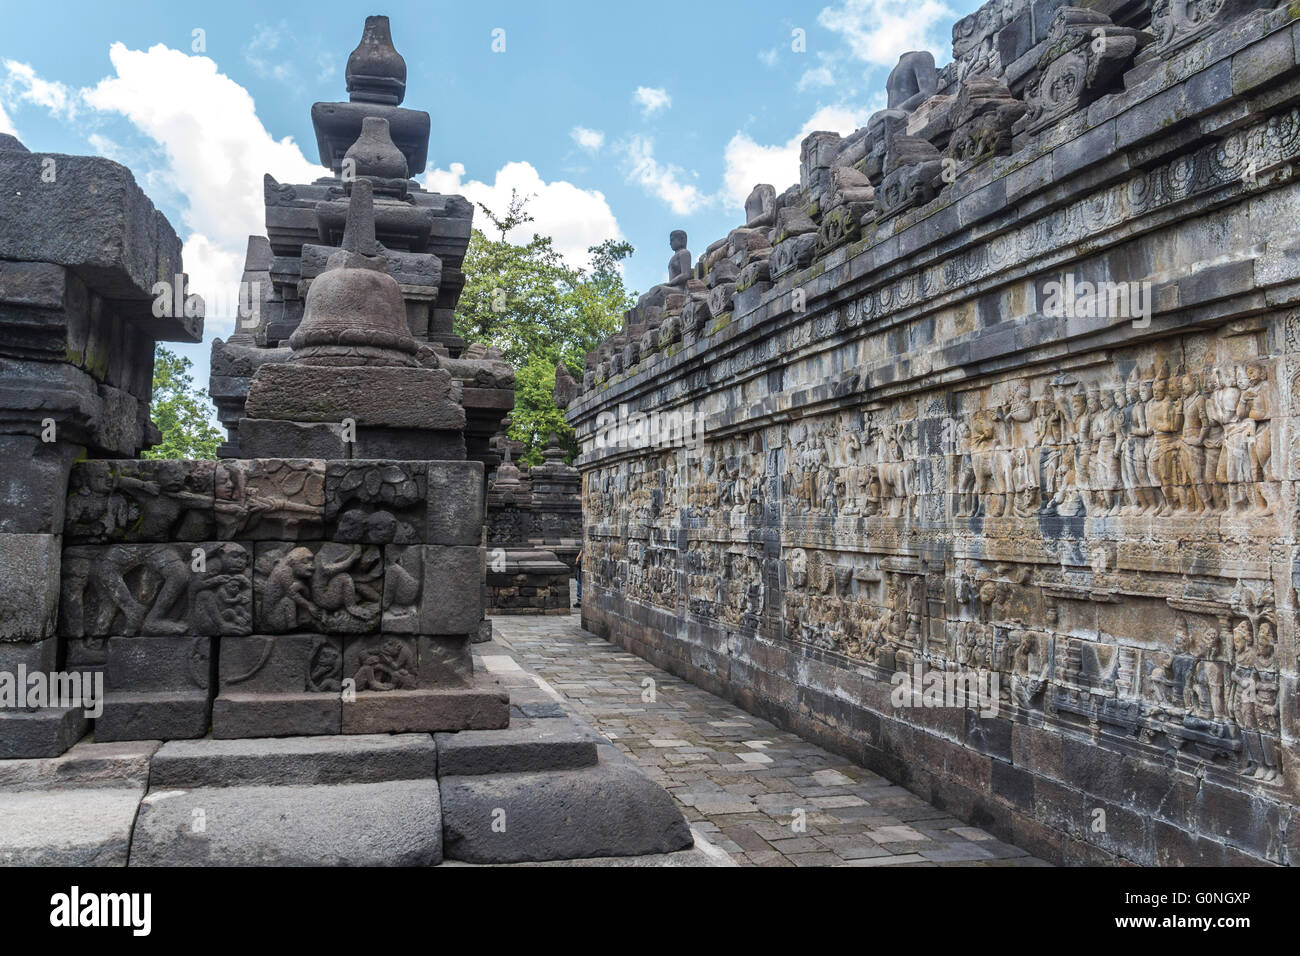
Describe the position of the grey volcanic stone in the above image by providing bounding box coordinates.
[246,363,464,429]
[435,719,599,776]
[95,691,212,742]
[238,418,347,458]
[341,673,508,733]
[0,635,57,672]
[213,693,340,738]
[421,545,483,633]
[0,707,88,759]
[0,152,192,336]
[0,787,145,865]
[0,436,80,534]
[149,733,437,788]
[426,460,484,545]
[0,533,61,640]
[0,738,158,790]
[129,779,442,866]
[440,757,693,863]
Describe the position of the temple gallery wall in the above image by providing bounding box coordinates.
[565,0,1300,863]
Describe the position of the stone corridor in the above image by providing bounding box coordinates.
[490,613,1048,867]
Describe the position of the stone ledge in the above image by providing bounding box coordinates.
[149,733,438,788]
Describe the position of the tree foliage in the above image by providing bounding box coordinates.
[143,346,223,460]
[454,191,635,463]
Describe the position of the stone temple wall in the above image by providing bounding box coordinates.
[566,0,1300,863]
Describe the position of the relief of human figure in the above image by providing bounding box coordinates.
[954,418,979,517]
[1179,370,1210,514]
[1221,366,1262,514]
[117,461,212,539]
[1200,370,1227,511]
[1147,618,1191,715]
[1230,620,1277,781]
[1150,368,1185,516]
[1095,386,1126,515]
[1252,621,1280,781]
[1187,623,1228,722]
[1238,361,1272,514]
[969,409,1004,516]
[1211,366,1242,504]
[992,382,1037,517]
[1121,369,1154,514]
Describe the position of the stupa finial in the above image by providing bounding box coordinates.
[340,178,378,257]
[346,15,407,106]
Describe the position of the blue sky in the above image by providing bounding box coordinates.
[0,0,978,400]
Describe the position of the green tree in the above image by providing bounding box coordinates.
[143,346,223,460]
[454,193,635,463]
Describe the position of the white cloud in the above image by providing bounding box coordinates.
[817,0,954,67]
[82,42,327,334]
[758,48,780,68]
[570,126,605,152]
[2,59,78,120]
[316,51,337,83]
[421,160,623,269]
[633,86,671,117]
[244,22,294,83]
[619,135,708,216]
[797,66,835,91]
[720,103,875,213]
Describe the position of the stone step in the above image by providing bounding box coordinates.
[435,718,599,776]
[0,787,146,866]
[129,779,442,866]
[0,738,158,790]
[439,751,693,864]
[0,708,88,760]
[0,739,159,866]
[148,733,437,789]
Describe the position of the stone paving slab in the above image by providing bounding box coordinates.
[489,613,1049,868]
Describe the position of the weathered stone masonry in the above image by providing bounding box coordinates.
[568,0,1300,864]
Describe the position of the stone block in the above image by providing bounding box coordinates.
[435,718,599,776]
[213,634,343,737]
[0,786,145,865]
[0,738,158,790]
[0,435,81,534]
[95,692,211,742]
[0,152,193,339]
[0,533,61,640]
[418,635,473,686]
[0,707,88,759]
[246,363,465,429]
[237,418,346,459]
[340,672,508,734]
[419,545,483,634]
[148,733,438,788]
[129,779,442,865]
[440,755,693,863]
[426,460,484,545]
[95,635,214,741]
[350,426,466,461]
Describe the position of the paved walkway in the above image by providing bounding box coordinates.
[490,613,1047,867]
